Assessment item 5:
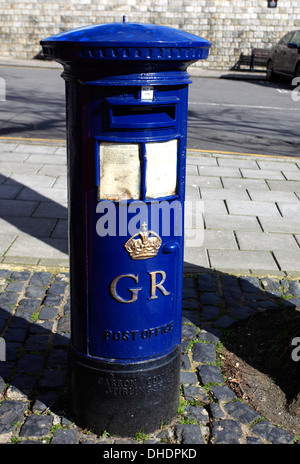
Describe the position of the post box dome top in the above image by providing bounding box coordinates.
[41,22,211,64]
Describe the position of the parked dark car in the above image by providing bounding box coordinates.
[266,30,300,80]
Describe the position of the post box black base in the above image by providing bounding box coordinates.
[68,345,181,437]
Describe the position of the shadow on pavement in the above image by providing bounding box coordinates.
[182,264,300,419]
[0,173,68,256]
[0,264,299,428]
[0,269,70,417]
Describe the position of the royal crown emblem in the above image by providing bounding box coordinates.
[124,222,162,260]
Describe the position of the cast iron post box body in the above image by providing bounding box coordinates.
[41,22,210,436]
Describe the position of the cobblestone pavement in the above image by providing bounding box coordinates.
[0,267,299,445]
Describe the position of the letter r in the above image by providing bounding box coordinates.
[148,270,171,300]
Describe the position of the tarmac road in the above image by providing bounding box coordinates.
[188,76,300,157]
[0,64,299,157]
[0,64,66,141]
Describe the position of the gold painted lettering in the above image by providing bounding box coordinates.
[148,270,171,300]
[110,274,142,303]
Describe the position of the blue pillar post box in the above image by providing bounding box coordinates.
[41,22,210,436]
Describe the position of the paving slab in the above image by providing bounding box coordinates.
[235,231,299,251]
[185,184,200,199]
[51,219,68,239]
[32,202,67,219]
[197,166,241,178]
[38,164,68,176]
[0,141,299,276]
[204,214,262,231]
[187,174,223,188]
[277,203,300,217]
[283,171,300,181]
[16,186,67,203]
[0,184,23,199]
[273,250,300,273]
[5,173,56,188]
[267,180,300,192]
[257,160,300,171]
[200,229,238,249]
[240,168,285,180]
[0,152,29,162]
[5,235,68,260]
[0,233,16,255]
[0,199,38,216]
[0,217,56,238]
[0,161,42,174]
[184,247,209,269]
[186,156,218,166]
[14,144,58,154]
[52,176,67,189]
[217,157,259,169]
[25,154,67,165]
[203,199,228,215]
[186,164,198,175]
[200,188,250,200]
[207,249,279,272]
[259,216,300,234]
[226,199,280,217]
[247,190,299,203]
[222,177,269,190]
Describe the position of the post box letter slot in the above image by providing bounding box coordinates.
[109,105,177,129]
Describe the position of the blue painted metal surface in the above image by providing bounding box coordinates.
[87,84,188,361]
[68,79,190,362]
[41,22,211,63]
[41,22,211,435]
[41,22,211,364]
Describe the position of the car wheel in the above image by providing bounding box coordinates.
[266,60,275,81]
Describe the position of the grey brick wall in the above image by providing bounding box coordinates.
[1,0,300,70]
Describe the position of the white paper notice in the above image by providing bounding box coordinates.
[141,86,154,100]
[145,139,177,198]
[99,142,141,201]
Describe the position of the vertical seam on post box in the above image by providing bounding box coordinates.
[178,135,184,199]
[95,140,100,188]
[140,142,146,201]
[85,192,89,355]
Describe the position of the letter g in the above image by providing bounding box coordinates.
[110,274,142,303]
